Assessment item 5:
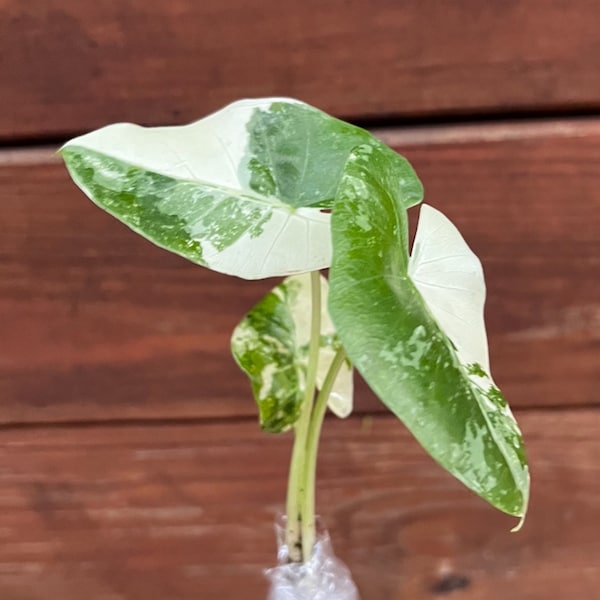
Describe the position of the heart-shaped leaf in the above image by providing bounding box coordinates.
[61,98,422,280]
[329,143,529,520]
[231,273,353,433]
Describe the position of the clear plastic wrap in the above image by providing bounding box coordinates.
[265,517,360,600]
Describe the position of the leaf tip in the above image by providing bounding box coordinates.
[510,513,526,533]
[510,480,530,533]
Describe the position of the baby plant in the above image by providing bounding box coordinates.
[61,98,529,599]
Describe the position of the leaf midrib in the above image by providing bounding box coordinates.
[63,145,316,215]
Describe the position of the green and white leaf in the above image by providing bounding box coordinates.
[61,98,423,280]
[231,273,353,433]
[328,143,529,520]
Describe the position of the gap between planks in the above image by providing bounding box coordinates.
[0,404,598,435]
[2,116,600,166]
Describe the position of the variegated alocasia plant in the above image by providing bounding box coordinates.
[61,98,529,569]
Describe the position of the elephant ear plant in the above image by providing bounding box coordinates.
[61,98,529,600]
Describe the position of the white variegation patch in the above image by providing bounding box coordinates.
[63,98,302,189]
[196,207,331,280]
[409,204,491,380]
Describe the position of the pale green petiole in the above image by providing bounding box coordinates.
[285,270,322,562]
[300,346,347,560]
[285,270,347,562]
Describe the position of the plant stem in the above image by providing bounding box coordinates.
[285,270,322,562]
[300,347,347,560]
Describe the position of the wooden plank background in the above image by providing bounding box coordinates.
[0,411,598,600]
[2,119,598,425]
[1,1,599,599]
[1,1,600,139]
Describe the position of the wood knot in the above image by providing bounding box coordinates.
[430,573,471,595]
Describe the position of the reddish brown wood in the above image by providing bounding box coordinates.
[0,409,597,599]
[1,119,599,425]
[1,1,600,139]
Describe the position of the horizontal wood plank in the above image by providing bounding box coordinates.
[1,119,599,425]
[1,1,600,139]
[0,409,597,599]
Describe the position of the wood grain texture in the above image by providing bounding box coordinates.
[2,0,600,140]
[2,119,599,425]
[0,409,598,600]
